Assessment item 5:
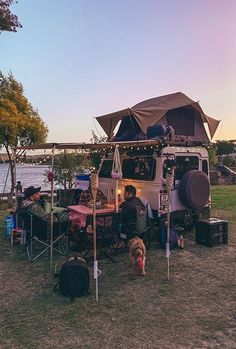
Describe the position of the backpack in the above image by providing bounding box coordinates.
[160,224,178,250]
[54,257,90,300]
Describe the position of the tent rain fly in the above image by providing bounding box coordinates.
[95,92,220,143]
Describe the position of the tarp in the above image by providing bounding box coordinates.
[95,92,220,143]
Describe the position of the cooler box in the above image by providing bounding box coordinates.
[11,228,26,246]
[196,218,228,247]
[74,174,90,191]
[4,214,15,239]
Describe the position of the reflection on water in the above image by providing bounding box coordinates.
[0,163,51,192]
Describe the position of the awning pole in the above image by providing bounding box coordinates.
[91,171,99,302]
[50,145,56,272]
[166,167,175,281]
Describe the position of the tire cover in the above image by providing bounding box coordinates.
[178,170,210,210]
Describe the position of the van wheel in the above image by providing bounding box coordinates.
[178,170,210,210]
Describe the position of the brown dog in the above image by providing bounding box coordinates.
[128,237,146,275]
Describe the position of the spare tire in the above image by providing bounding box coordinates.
[178,170,210,210]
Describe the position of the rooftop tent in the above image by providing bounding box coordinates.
[114,115,145,141]
[95,92,220,143]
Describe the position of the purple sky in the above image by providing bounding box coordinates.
[1,0,236,142]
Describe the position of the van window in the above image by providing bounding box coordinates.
[163,156,199,179]
[122,158,156,181]
[175,156,199,179]
[202,159,208,175]
[99,157,156,180]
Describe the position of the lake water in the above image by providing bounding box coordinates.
[0,163,51,193]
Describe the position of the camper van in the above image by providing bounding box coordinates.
[97,142,210,228]
[95,92,220,228]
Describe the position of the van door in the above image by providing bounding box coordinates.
[162,153,201,213]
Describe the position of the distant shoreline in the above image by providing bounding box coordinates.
[0,163,51,193]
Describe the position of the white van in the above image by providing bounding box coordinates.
[98,142,210,228]
[95,92,218,228]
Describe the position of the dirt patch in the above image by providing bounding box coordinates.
[0,210,236,348]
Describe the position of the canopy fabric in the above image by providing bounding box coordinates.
[95,108,130,139]
[14,139,160,151]
[95,92,220,141]
[204,115,221,139]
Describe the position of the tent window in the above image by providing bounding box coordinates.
[163,156,199,180]
[122,158,156,181]
[166,107,195,136]
[114,116,144,141]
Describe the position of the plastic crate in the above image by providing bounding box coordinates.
[196,218,228,247]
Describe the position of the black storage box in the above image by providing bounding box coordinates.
[196,218,228,247]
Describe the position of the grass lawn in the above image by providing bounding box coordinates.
[211,185,236,210]
[0,186,236,349]
[211,185,236,221]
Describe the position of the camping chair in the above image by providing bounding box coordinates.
[136,205,152,249]
[18,212,69,262]
[114,205,151,251]
[83,212,119,262]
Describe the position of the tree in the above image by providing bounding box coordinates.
[53,152,86,189]
[89,130,107,170]
[222,156,235,167]
[207,143,217,168]
[215,140,236,156]
[0,0,22,33]
[90,130,107,144]
[0,71,48,201]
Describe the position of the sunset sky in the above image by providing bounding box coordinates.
[1,0,236,142]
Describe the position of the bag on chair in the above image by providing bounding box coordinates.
[54,257,90,300]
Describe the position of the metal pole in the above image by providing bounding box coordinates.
[50,145,55,271]
[93,200,98,301]
[115,180,119,213]
[12,148,16,192]
[166,186,171,281]
[2,164,10,194]
[166,168,174,281]
[90,172,99,302]
[112,145,122,213]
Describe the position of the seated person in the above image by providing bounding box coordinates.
[119,185,145,240]
[79,181,108,208]
[19,186,69,238]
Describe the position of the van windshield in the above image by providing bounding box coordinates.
[99,158,156,181]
